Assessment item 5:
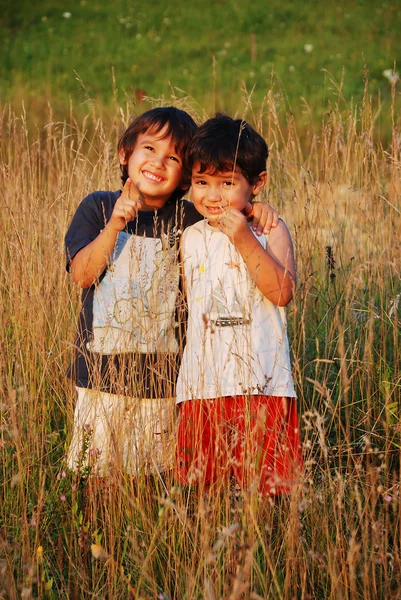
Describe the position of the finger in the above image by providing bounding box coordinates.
[262,208,279,234]
[259,207,272,235]
[121,177,132,199]
[125,199,143,222]
[247,203,262,234]
[271,210,279,229]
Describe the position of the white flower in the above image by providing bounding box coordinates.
[289,65,295,72]
[383,69,399,84]
[63,12,72,19]
[304,44,313,53]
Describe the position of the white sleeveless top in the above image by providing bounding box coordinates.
[176,220,296,403]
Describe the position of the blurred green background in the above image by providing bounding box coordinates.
[1,0,400,130]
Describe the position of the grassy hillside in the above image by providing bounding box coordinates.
[2,0,400,130]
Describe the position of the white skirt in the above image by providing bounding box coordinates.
[66,387,177,476]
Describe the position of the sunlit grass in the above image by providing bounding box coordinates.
[0,83,400,598]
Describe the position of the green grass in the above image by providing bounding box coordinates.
[2,0,401,129]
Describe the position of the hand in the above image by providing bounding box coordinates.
[243,201,279,236]
[109,178,143,232]
[216,208,249,244]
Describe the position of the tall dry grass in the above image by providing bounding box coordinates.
[0,83,400,599]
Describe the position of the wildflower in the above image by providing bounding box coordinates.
[91,544,108,560]
[383,69,399,84]
[384,495,392,502]
[63,12,72,19]
[60,494,66,502]
[304,44,313,53]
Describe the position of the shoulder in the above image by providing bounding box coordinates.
[182,219,206,238]
[80,190,121,213]
[65,190,121,247]
[267,217,293,245]
[180,220,206,252]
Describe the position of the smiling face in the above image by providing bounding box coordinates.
[119,125,184,210]
[191,164,266,224]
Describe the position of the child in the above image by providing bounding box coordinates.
[65,106,277,477]
[175,114,302,495]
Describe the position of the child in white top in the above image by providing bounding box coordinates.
[176,114,302,495]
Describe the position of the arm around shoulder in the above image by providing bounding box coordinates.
[236,219,296,306]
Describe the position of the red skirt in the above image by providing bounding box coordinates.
[176,395,303,495]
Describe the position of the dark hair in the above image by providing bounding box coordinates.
[118,106,198,199]
[186,113,268,184]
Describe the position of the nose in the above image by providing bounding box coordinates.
[150,153,166,169]
[206,186,222,203]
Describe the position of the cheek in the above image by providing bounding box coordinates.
[172,164,184,180]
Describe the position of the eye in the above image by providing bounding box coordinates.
[222,181,234,187]
[194,179,206,186]
[169,155,180,163]
[144,145,154,151]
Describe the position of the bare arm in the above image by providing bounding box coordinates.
[70,179,143,288]
[217,211,296,306]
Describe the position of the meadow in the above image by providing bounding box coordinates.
[0,70,400,598]
[2,0,401,132]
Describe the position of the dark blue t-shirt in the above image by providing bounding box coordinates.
[65,190,201,398]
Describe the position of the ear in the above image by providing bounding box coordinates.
[179,174,192,192]
[119,148,127,165]
[180,181,191,192]
[252,171,267,196]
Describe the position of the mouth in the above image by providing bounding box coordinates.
[142,170,166,183]
[205,206,225,214]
